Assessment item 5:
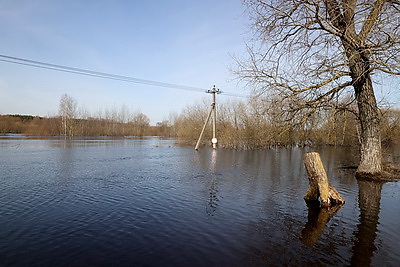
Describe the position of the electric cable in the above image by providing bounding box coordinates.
[0,54,249,98]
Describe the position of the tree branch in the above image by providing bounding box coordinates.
[359,0,386,42]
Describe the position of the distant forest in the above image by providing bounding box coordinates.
[0,114,171,137]
[1,100,399,150]
[1,94,400,149]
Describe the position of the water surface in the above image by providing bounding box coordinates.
[0,136,399,266]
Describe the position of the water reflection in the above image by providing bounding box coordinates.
[299,147,389,264]
[351,179,383,266]
[1,138,399,265]
[57,142,75,179]
[301,202,343,247]
[206,149,219,216]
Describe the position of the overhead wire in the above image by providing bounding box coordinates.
[0,54,249,98]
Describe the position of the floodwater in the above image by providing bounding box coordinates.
[0,136,399,266]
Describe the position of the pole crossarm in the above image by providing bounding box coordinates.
[206,85,222,95]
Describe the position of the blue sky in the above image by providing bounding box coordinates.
[0,0,250,124]
[0,1,398,125]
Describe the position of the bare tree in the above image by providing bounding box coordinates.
[238,0,400,175]
[131,112,150,136]
[59,93,77,137]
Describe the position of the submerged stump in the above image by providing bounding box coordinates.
[304,152,345,207]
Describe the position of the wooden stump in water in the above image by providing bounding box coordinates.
[304,152,345,207]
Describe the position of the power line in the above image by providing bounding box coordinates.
[0,54,205,93]
[0,54,249,98]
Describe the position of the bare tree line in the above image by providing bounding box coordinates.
[0,94,153,137]
[1,93,399,149]
[57,93,151,137]
[173,98,400,149]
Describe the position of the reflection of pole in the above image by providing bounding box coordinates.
[210,149,217,173]
[194,85,221,150]
[207,149,218,216]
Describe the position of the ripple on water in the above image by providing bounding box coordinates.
[1,140,399,266]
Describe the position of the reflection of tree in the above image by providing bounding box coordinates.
[56,141,75,183]
[351,180,383,266]
[300,201,342,247]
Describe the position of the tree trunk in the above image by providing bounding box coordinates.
[355,77,382,174]
[341,38,382,175]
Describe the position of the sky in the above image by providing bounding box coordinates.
[0,0,251,124]
[0,1,399,125]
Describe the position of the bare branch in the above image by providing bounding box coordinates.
[359,0,386,41]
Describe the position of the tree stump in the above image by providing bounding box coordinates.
[304,152,345,207]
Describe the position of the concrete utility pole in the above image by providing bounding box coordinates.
[195,85,221,150]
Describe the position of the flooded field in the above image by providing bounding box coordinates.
[0,136,399,266]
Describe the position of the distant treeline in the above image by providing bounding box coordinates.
[1,98,399,149]
[0,114,172,137]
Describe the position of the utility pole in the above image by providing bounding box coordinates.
[211,85,218,149]
[195,85,221,150]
